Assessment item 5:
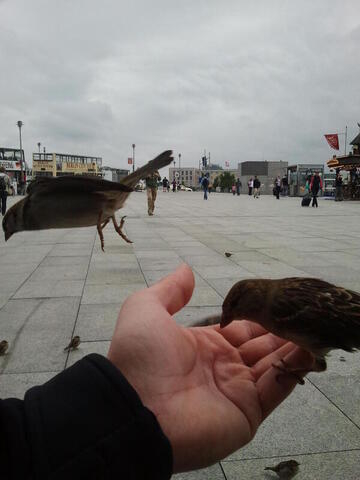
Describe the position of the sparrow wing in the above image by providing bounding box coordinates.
[120,150,173,188]
[27,176,133,196]
[270,278,360,351]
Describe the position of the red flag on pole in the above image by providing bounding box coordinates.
[324,134,339,150]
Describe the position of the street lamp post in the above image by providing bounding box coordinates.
[17,121,24,193]
[178,153,181,185]
[37,142,41,154]
[132,144,136,173]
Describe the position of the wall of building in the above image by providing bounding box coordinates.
[238,161,288,195]
[169,167,200,188]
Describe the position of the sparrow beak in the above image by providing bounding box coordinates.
[220,312,233,329]
[4,231,13,242]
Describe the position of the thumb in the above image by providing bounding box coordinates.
[148,263,195,315]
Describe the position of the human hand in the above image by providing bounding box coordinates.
[108,265,315,472]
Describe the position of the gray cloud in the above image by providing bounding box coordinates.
[0,0,359,171]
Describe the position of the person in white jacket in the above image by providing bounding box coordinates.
[0,166,12,215]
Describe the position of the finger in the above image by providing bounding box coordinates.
[238,333,289,366]
[251,341,299,379]
[257,347,315,419]
[214,320,269,347]
[148,263,195,315]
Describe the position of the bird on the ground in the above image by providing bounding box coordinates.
[224,252,233,257]
[264,459,300,479]
[0,340,9,356]
[64,336,81,352]
[191,277,360,382]
[3,150,173,251]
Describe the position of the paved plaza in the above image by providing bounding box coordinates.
[1,190,360,479]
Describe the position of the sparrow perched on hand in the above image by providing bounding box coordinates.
[3,150,173,251]
[64,335,81,351]
[191,277,360,381]
[220,277,360,374]
[264,459,300,479]
[0,340,9,356]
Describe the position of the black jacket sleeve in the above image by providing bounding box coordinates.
[0,354,173,480]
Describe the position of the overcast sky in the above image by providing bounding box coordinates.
[1,0,359,172]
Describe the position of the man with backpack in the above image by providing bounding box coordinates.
[310,171,323,208]
[201,174,209,200]
[0,166,11,215]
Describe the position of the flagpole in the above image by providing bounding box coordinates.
[345,125,347,155]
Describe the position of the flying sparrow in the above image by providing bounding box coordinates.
[64,336,81,352]
[3,150,173,251]
[0,340,9,356]
[264,459,300,478]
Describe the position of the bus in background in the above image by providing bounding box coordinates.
[0,147,26,194]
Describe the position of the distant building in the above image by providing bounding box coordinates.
[169,167,201,188]
[237,160,288,195]
[101,166,130,182]
[203,169,238,188]
[32,152,102,178]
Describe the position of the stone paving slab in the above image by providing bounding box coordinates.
[0,192,360,479]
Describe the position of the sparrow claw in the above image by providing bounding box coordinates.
[97,212,106,252]
[272,359,305,385]
[112,216,133,243]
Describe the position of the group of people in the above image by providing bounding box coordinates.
[303,172,323,207]
[231,178,242,196]
[246,176,264,198]
[273,175,289,199]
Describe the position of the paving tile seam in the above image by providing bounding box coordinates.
[0,300,46,374]
[152,221,232,300]
[307,378,360,432]
[0,259,50,312]
[218,462,228,479]
[64,230,98,369]
[135,218,224,296]
[0,370,60,376]
[221,447,360,462]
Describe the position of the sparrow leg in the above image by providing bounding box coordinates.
[111,215,133,244]
[272,359,306,385]
[101,218,110,230]
[96,212,106,252]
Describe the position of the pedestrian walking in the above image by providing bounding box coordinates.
[172,179,177,192]
[236,178,242,195]
[248,178,253,196]
[201,174,209,200]
[232,184,236,195]
[281,175,289,196]
[145,170,160,215]
[0,166,11,216]
[274,175,281,199]
[335,172,343,201]
[162,177,168,192]
[253,176,261,198]
[310,171,323,208]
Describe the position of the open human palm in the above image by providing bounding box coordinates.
[108,264,315,472]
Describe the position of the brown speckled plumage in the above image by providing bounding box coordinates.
[221,277,360,369]
[264,459,300,478]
